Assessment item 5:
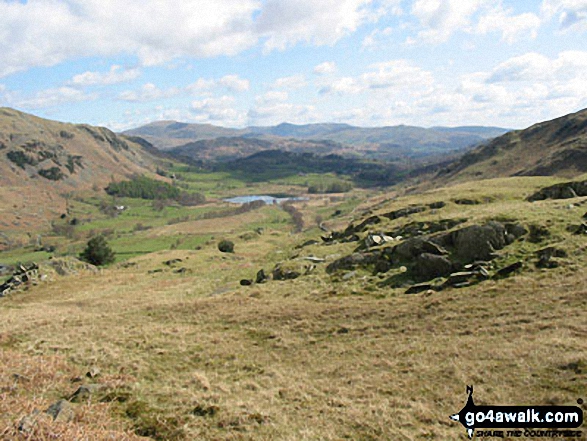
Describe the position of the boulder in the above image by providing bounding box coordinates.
[255,269,268,283]
[383,206,427,220]
[240,279,253,286]
[414,253,453,280]
[452,222,506,262]
[326,253,379,273]
[494,261,523,278]
[272,265,301,280]
[393,238,448,262]
[45,400,75,422]
[527,179,587,201]
[428,201,446,209]
[442,271,482,288]
[405,283,433,294]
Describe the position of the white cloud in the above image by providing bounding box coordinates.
[542,0,587,31]
[256,0,375,51]
[190,95,245,125]
[362,27,394,49]
[69,65,141,87]
[408,0,541,44]
[409,0,488,43]
[118,83,180,102]
[319,60,434,95]
[272,75,307,89]
[186,78,217,93]
[17,87,96,109]
[0,0,401,77]
[218,75,250,92]
[255,91,289,104]
[0,0,259,77]
[247,102,317,125]
[476,7,541,43]
[314,61,337,75]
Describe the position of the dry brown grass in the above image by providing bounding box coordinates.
[1,177,586,440]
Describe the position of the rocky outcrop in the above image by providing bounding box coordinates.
[527,179,587,201]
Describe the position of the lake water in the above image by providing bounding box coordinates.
[224,195,307,204]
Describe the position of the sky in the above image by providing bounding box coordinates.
[0,0,586,131]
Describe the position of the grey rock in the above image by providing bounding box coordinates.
[414,253,453,280]
[255,269,268,283]
[405,283,433,294]
[393,238,448,262]
[452,222,506,262]
[494,261,523,278]
[46,400,75,422]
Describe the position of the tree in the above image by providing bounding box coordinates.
[80,236,115,266]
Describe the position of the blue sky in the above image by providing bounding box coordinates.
[0,0,586,130]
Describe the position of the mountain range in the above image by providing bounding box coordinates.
[123,120,510,162]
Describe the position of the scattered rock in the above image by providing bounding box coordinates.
[69,384,104,403]
[364,233,395,248]
[326,253,379,273]
[174,267,188,274]
[86,366,100,379]
[255,269,268,284]
[535,246,567,270]
[505,223,528,243]
[494,261,523,279]
[272,265,301,281]
[342,271,356,280]
[393,238,448,262]
[164,259,182,266]
[527,179,587,201]
[454,198,479,205]
[296,239,319,249]
[18,410,40,433]
[301,256,326,263]
[45,400,75,422]
[414,253,453,280]
[382,206,426,220]
[443,271,479,288]
[568,223,587,235]
[528,224,550,243]
[450,222,507,262]
[240,279,253,286]
[405,283,433,294]
[428,201,446,209]
[192,404,220,417]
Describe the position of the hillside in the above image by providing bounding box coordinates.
[435,107,587,183]
[124,120,509,161]
[0,173,585,439]
[0,108,163,243]
[169,136,352,162]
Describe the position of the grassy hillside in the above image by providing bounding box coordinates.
[0,174,585,440]
[0,108,165,247]
[435,108,587,184]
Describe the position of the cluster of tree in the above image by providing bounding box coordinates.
[105,175,205,206]
[219,150,404,187]
[106,176,181,200]
[200,200,266,220]
[307,181,353,194]
[282,202,304,232]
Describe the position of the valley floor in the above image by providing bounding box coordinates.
[1,177,586,440]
